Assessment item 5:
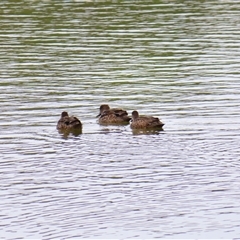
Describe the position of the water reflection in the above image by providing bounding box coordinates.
[97,122,130,127]
[57,128,82,139]
[1,0,240,239]
[131,128,164,135]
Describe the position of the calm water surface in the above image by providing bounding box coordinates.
[0,1,240,239]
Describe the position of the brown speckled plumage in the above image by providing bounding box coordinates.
[57,111,82,130]
[97,104,131,124]
[130,110,164,129]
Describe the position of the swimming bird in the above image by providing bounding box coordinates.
[97,104,131,125]
[130,110,164,129]
[57,111,82,130]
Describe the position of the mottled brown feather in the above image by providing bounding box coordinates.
[97,104,131,124]
[130,110,164,129]
[57,111,82,130]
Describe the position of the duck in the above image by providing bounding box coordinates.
[130,110,164,130]
[57,111,82,130]
[97,104,131,125]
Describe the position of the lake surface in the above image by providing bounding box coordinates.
[1,0,240,239]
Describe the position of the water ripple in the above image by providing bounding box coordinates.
[1,1,240,239]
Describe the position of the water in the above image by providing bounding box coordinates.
[0,1,240,239]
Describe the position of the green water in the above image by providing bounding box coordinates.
[0,1,240,239]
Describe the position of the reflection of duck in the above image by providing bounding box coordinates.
[130,110,164,130]
[57,111,82,131]
[96,104,131,125]
[131,129,162,135]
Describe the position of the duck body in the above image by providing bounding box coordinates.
[97,104,131,125]
[57,111,82,130]
[130,110,164,130]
